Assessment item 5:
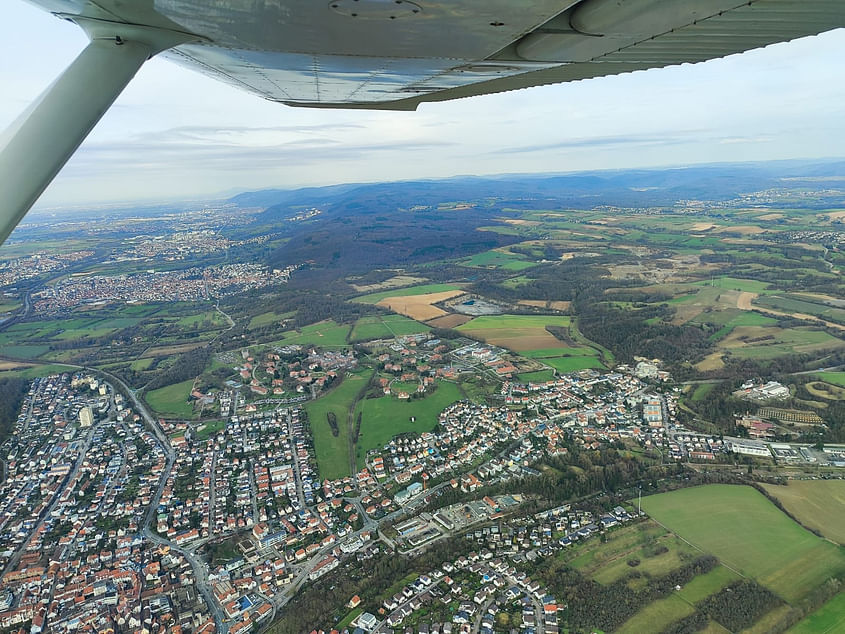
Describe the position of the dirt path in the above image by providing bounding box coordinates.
[736,291,757,310]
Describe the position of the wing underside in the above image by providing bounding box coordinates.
[25,0,845,110]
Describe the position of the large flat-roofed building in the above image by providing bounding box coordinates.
[79,406,94,428]
[725,437,771,457]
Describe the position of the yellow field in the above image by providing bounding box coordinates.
[761,480,845,545]
[457,315,573,352]
[0,360,35,371]
[695,352,725,371]
[376,290,464,321]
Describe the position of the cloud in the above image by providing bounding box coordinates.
[500,133,700,154]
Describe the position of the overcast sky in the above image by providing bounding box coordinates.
[2,2,844,209]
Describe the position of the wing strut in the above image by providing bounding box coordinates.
[0,17,199,246]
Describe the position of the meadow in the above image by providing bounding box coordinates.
[461,248,536,271]
[247,310,294,329]
[274,321,351,348]
[354,283,462,304]
[640,485,845,603]
[815,372,845,387]
[457,314,573,352]
[306,371,372,480]
[350,315,430,341]
[761,480,845,545]
[788,592,845,634]
[144,379,196,418]
[354,381,463,467]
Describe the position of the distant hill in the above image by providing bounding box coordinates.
[226,158,845,273]
[231,159,845,218]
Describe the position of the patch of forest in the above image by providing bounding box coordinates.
[0,377,28,445]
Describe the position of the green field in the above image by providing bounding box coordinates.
[787,591,845,634]
[675,566,740,603]
[0,363,76,379]
[462,249,536,271]
[516,370,556,383]
[690,383,715,401]
[725,327,845,360]
[2,344,50,359]
[641,485,845,603]
[275,321,351,348]
[756,294,845,324]
[558,520,669,579]
[542,355,604,373]
[130,357,153,371]
[307,371,372,480]
[248,310,294,329]
[175,311,227,328]
[145,379,195,418]
[521,347,593,359]
[617,594,694,634]
[354,283,462,304]
[592,533,700,586]
[816,372,845,387]
[761,480,845,545]
[354,381,463,467]
[696,311,779,341]
[693,277,774,293]
[350,315,430,341]
[194,419,226,441]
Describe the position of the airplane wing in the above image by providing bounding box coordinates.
[1,0,844,243]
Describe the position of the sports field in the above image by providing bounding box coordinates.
[761,480,845,545]
[354,381,462,467]
[145,379,195,418]
[641,485,845,603]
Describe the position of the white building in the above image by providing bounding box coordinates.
[725,437,771,457]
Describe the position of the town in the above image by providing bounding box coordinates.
[1,328,841,633]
